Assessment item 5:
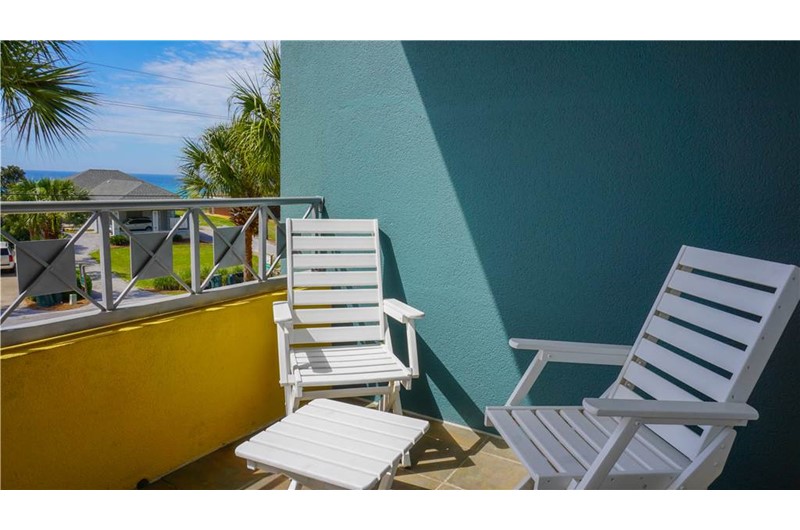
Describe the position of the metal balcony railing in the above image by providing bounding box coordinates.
[0,197,324,325]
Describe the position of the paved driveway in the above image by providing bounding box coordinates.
[1,270,18,310]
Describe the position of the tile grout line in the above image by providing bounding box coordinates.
[438,436,490,486]
[481,449,528,466]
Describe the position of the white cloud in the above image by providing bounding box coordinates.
[2,41,276,173]
[87,41,270,145]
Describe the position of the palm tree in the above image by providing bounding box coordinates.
[228,42,280,197]
[179,43,281,281]
[2,178,89,240]
[180,124,265,280]
[1,40,97,151]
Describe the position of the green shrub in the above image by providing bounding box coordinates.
[219,265,244,285]
[152,275,181,291]
[110,235,129,246]
[77,268,92,294]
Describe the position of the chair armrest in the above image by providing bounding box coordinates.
[504,339,629,406]
[273,301,292,324]
[509,338,630,365]
[384,298,425,323]
[383,299,423,382]
[583,398,759,426]
[273,301,292,386]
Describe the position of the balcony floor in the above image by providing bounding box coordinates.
[145,401,529,490]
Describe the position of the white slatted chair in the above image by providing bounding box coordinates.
[274,218,424,416]
[485,246,799,489]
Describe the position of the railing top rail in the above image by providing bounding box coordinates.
[0,196,324,214]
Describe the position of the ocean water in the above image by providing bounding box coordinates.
[23,169,181,194]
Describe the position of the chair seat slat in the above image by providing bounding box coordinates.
[559,410,653,472]
[565,410,681,472]
[511,410,586,475]
[299,369,411,386]
[290,325,383,345]
[486,408,559,477]
[585,410,690,469]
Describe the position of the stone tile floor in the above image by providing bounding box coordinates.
[145,403,529,490]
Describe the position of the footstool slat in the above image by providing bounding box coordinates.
[309,399,429,431]
[236,440,380,490]
[254,423,401,463]
[299,405,425,440]
[281,414,414,453]
[249,431,390,475]
[236,399,429,490]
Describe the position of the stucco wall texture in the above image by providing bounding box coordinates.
[281,41,799,488]
[1,291,287,489]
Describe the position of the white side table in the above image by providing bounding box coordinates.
[235,399,429,490]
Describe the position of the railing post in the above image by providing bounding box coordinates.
[97,211,114,311]
[258,205,268,281]
[277,219,286,278]
[189,208,202,294]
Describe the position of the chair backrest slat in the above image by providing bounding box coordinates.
[293,271,379,288]
[293,307,382,325]
[657,293,761,347]
[668,269,775,317]
[291,325,384,345]
[612,386,702,459]
[634,340,730,402]
[644,317,745,374]
[286,218,385,349]
[679,246,793,288]
[293,288,381,306]
[610,245,800,459]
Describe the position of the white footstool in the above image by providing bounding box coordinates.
[235,399,429,490]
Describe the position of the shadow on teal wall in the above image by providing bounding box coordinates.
[400,41,800,489]
[283,41,799,488]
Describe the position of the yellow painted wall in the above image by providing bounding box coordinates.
[1,290,287,489]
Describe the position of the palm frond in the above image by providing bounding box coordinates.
[1,40,97,151]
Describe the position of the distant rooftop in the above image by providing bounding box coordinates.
[67,169,178,200]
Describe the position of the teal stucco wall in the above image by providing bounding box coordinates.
[281,41,800,488]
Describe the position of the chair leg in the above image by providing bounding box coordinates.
[382,382,402,414]
[391,383,403,415]
[284,386,299,416]
[377,461,400,490]
[515,477,534,490]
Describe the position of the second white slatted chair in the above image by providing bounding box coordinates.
[485,246,799,489]
[274,218,424,416]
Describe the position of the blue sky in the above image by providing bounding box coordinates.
[1,41,268,175]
